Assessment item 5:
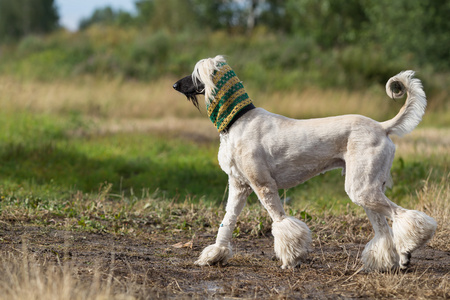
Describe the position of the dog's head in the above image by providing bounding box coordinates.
[173,55,227,109]
[174,55,254,132]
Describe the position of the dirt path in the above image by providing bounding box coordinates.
[0,223,448,299]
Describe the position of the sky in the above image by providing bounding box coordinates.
[56,0,136,31]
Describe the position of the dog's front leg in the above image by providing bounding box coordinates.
[252,182,311,269]
[195,177,251,266]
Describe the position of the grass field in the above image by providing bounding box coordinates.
[0,76,448,202]
[0,75,448,298]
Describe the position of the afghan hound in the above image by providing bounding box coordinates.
[173,55,436,271]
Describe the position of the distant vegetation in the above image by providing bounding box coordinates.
[0,0,449,100]
[0,0,58,41]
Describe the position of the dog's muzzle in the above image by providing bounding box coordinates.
[173,75,205,110]
[173,75,205,96]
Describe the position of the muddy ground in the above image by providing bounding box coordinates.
[0,221,448,299]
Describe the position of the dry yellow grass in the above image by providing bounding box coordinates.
[392,128,450,158]
[253,87,393,120]
[4,75,447,148]
[414,173,450,251]
[0,76,197,119]
[0,246,139,300]
[0,76,411,121]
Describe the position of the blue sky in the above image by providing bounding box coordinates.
[56,0,136,31]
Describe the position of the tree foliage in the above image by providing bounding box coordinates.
[0,0,449,91]
[79,7,134,30]
[77,0,450,69]
[0,0,58,41]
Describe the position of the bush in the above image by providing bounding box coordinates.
[0,26,447,98]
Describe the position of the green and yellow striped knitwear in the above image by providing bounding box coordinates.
[207,63,253,132]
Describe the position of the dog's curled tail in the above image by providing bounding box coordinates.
[381,71,426,137]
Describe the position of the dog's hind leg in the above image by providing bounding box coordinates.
[361,208,399,271]
[356,191,436,270]
[251,181,311,269]
[195,177,252,266]
[345,167,402,271]
[391,207,437,269]
[345,143,436,271]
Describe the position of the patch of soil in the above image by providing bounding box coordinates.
[0,223,448,299]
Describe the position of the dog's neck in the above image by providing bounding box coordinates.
[207,63,255,132]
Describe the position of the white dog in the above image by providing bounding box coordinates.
[173,55,437,271]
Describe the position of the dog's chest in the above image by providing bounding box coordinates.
[217,137,234,175]
[217,134,246,182]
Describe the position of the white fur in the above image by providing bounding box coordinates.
[195,244,232,266]
[392,209,437,269]
[192,55,226,105]
[362,209,399,271]
[190,55,437,271]
[362,233,399,271]
[382,71,427,136]
[272,217,311,269]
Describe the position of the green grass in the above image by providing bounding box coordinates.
[0,110,446,217]
[0,112,226,203]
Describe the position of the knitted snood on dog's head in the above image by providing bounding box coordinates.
[207,63,254,132]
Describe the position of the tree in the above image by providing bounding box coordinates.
[362,0,425,56]
[258,0,291,33]
[285,0,368,48]
[191,0,230,30]
[135,0,198,31]
[0,0,59,41]
[78,6,134,30]
[418,0,450,70]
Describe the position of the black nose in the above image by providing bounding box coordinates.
[173,82,178,90]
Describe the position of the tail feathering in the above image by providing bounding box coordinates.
[382,71,427,137]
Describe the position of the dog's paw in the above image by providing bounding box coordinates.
[280,258,302,270]
[392,210,437,257]
[194,244,232,266]
[398,251,412,270]
[272,217,311,269]
[362,232,399,272]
